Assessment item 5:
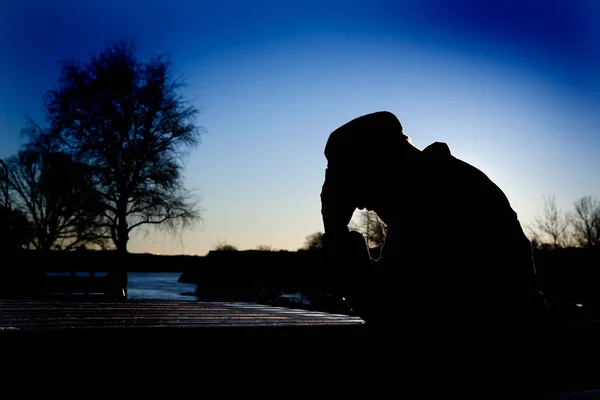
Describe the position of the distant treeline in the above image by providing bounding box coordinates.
[0,249,205,298]
[180,247,600,316]
[3,249,207,273]
[2,247,600,317]
[1,248,323,274]
[179,249,338,302]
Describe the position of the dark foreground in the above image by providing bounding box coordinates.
[1,299,599,399]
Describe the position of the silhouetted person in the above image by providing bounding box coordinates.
[320,111,548,395]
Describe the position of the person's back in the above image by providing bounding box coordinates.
[379,141,545,320]
[320,111,548,395]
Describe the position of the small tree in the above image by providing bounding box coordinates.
[4,148,107,251]
[0,159,31,252]
[38,39,203,253]
[570,195,600,248]
[302,232,324,250]
[529,194,570,249]
[349,209,387,249]
[213,240,238,251]
[0,159,10,209]
[0,206,30,253]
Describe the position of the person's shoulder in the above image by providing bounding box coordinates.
[422,141,499,185]
[424,142,483,174]
[422,142,452,158]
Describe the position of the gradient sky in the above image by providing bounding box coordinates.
[1,0,599,255]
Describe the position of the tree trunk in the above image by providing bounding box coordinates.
[115,222,129,254]
[115,205,129,254]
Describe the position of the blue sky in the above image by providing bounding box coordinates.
[1,0,599,255]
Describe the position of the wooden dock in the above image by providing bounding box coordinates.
[0,299,367,360]
[0,298,364,329]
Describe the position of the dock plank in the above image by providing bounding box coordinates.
[0,298,368,363]
[0,299,364,330]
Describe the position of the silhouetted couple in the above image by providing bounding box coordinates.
[320,111,548,395]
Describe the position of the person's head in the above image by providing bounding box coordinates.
[324,111,416,167]
[321,111,419,232]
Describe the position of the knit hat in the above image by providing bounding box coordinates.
[324,111,410,166]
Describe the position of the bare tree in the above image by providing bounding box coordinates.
[570,195,600,248]
[37,39,203,253]
[4,149,108,251]
[1,159,32,252]
[530,194,570,249]
[0,206,30,253]
[349,209,387,249]
[0,160,9,209]
[302,232,324,250]
[213,240,238,251]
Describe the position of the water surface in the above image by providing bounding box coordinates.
[127,272,197,301]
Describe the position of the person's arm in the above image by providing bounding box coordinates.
[320,166,376,315]
[320,166,358,262]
